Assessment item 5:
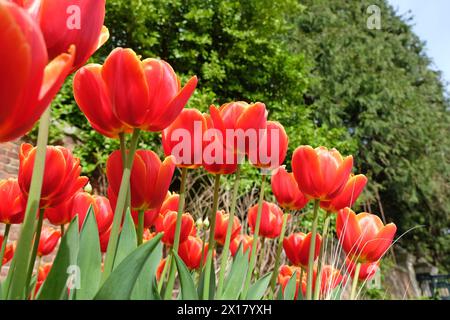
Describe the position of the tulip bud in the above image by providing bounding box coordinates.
[84,182,93,194]
[203,217,210,229]
[196,217,204,229]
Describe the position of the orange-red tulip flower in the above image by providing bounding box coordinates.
[0,236,15,265]
[77,48,197,133]
[249,121,288,170]
[202,113,238,174]
[209,102,267,156]
[0,178,25,224]
[154,193,180,232]
[292,146,353,201]
[156,258,166,281]
[18,143,88,209]
[178,236,209,270]
[283,232,321,268]
[107,149,175,212]
[320,174,367,213]
[70,192,113,234]
[162,109,208,168]
[346,258,379,281]
[277,265,306,300]
[271,166,309,211]
[248,201,285,239]
[160,211,195,246]
[15,0,108,71]
[44,193,75,226]
[34,263,52,296]
[37,227,61,257]
[0,1,74,142]
[336,208,397,263]
[313,265,345,296]
[229,234,256,258]
[142,229,156,243]
[214,210,241,246]
[99,227,110,253]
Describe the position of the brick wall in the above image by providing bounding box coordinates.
[0,140,21,179]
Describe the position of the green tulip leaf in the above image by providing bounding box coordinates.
[37,216,79,300]
[113,209,137,269]
[74,206,102,300]
[197,258,216,300]
[247,272,272,300]
[283,271,297,301]
[173,252,199,300]
[222,245,249,300]
[94,233,162,300]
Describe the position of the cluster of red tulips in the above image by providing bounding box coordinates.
[0,0,397,300]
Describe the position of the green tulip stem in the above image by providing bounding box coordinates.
[313,211,331,300]
[25,209,45,291]
[7,107,51,299]
[137,210,145,246]
[270,213,289,292]
[119,132,131,210]
[241,173,267,299]
[163,167,188,300]
[102,129,141,282]
[350,262,361,300]
[202,174,221,300]
[30,256,42,300]
[216,165,241,298]
[0,224,11,273]
[306,199,320,300]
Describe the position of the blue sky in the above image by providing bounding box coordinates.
[388,0,450,90]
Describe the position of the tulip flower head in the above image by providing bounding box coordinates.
[37,227,61,257]
[70,192,114,234]
[277,265,306,300]
[346,258,379,281]
[160,211,195,246]
[320,174,367,213]
[336,208,397,263]
[292,146,353,201]
[229,234,256,258]
[34,263,52,296]
[44,194,75,226]
[271,166,309,211]
[314,265,345,297]
[156,258,166,281]
[0,236,15,265]
[0,1,74,142]
[248,201,285,239]
[0,178,25,224]
[107,149,176,212]
[162,108,208,168]
[283,232,322,268]
[15,0,109,71]
[99,227,111,253]
[18,144,88,209]
[74,48,197,135]
[214,210,241,246]
[178,236,209,270]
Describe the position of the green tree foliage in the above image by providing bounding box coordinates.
[31,0,449,269]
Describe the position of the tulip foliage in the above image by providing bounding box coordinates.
[0,0,398,301]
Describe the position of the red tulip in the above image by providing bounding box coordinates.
[249,121,288,169]
[214,210,241,246]
[283,232,321,268]
[160,211,195,246]
[0,178,25,224]
[142,229,156,243]
[0,1,74,142]
[34,263,52,296]
[320,174,367,213]
[209,102,268,156]
[314,265,345,296]
[0,236,15,265]
[18,143,88,209]
[107,150,175,213]
[202,113,238,174]
[248,201,285,239]
[292,146,353,201]
[336,208,397,263]
[271,166,309,211]
[277,265,306,300]
[77,48,197,133]
[70,192,113,234]
[154,193,180,232]
[73,64,131,138]
[15,0,108,71]
[346,258,379,281]
[156,258,166,281]
[99,227,110,253]
[178,236,209,270]
[229,234,256,258]
[162,108,208,168]
[37,227,61,257]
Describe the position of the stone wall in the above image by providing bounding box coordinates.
[0,140,21,179]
